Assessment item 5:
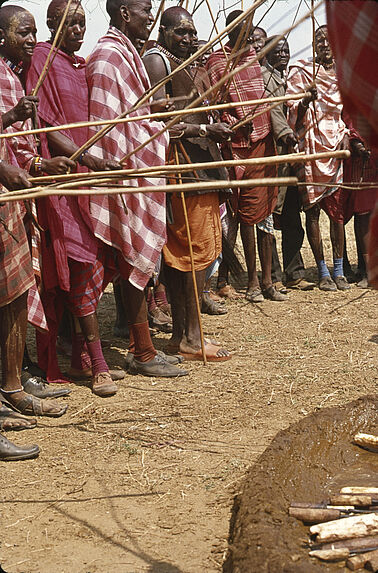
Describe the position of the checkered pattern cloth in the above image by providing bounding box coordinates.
[0,60,47,329]
[86,27,168,290]
[326,0,378,153]
[206,43,270,147]
[286,58,347,209]
[0,202,34,308]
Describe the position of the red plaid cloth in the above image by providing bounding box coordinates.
[206,43,270,147]
[0,202,34,307]
[326,0,378,153]
[0,59,46,329]
[286,59,347,209]
[86,26,168,290]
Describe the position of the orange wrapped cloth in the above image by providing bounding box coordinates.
[163,193,221,272]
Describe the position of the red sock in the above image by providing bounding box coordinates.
[86,339,109,375]
[130,321,156,362]
[71,334,91,370]
[154,289,168,307]
[146,287,157,313]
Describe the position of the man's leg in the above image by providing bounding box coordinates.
[163,266,185,351]
[305,204,336,291]
[240,221,262,301]
[113,281,129,339]
[0,293,66,416]
[330,218,350,290]
[217,210,240,298]
[281,186,314,289]
[257,228,287,301]
[354,212,371,287]
[122,279,186,377]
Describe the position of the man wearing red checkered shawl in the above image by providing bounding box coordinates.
[0,57,48,332]
[286,26,351,293]
[325,0,378,289]
[207,11,281,303]
[85,0,187,378]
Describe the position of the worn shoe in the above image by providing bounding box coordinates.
[333,275,351,291]
[201,292,228,315]
[286,278,315,291]
[124,350,183,370]
[356,276,369,289]
[217,284,243,299]
[319,276,337,292]
[148,307,172,333]
[129,354,188,377]
[0,433,39,461]
[273,281,288,294]
[21,372,71,399]
[245,288,264,303]
[91,372,118,397]
[262,285,288,301]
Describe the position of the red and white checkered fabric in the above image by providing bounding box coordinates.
[86,27,168,290]
[326,0,378,152]
[206,43,270,147]
[0,60,47,329]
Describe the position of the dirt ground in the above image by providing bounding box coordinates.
[1,214,377,573]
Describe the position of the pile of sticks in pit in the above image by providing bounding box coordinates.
[289,433,378,571]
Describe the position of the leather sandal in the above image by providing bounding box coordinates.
[201,292,228,315]
[245,288,264,303]
[0,405,37,431]
[1,392,68,418]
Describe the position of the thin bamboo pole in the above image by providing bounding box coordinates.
[173,143,207,365]
[120,2,323,164]
[21,149,350,190]
[0,177,299,203]
[0,92,308,141]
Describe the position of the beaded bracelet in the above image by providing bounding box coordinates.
[33,155,43,174]
[78,149,89,165]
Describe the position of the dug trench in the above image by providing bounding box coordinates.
[224,395,378,573]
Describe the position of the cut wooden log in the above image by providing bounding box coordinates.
[341,488,378,496]
[353,433,378,453]
[309,548,349,562]
[289,507,341,523]
[310,513,378,543]
[314,535,378,552]
[330,495,374,507]
[366,551,378,572]
[346,549,378,570]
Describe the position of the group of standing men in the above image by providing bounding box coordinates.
[0,0,377,460]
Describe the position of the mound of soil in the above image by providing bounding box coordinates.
[224,395,378,573]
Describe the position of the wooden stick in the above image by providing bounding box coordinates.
[15,149,348,194]
[173,143,207,365]
[342,489,378,496]
[0,92,309,141]
[30,0,74,96]
[120,2,323,164]
[14,149,349,195]
[0,177,298,203]
[310,514,378,544]
[309,548,350,562]
[232,99,284,131]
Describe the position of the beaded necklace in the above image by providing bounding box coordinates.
[156,44,184,66]
[1,57,23,75]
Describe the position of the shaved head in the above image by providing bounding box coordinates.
[160,6,192,28]
[47,0,82,23]
[0,4,28,30]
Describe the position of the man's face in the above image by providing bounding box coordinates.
[267,39,290,72]
[163,15,197,59]
[59,5,86,55]
[315,27,333,64]
[251,28,266,53]
[126,0,153,43]
[0,11,37,64]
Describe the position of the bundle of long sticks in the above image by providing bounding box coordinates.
[289,487,378,569]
